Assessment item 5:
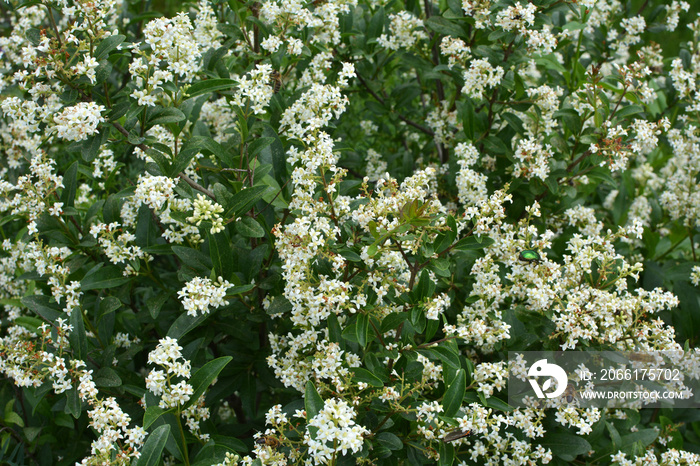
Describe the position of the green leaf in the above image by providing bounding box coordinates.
[186,136,234,167]
[452,235,494,250]
[443,369,465,417]
[94,34,126,60]
[615,105,644,119]
[438,442,455,466]
[60,161,79,207]
[171,146,199,175]
[172,246,213,273]
[248,137,275,157]
[13,316,42,334]
[65,386,81,418]
[21,295,61,322]
[143,406,174,430]
[235,216,265,238]
[187,78,238,98]
[182,356,233,411]
[135,424,171,466]
[305,381,324,421]
[425,16,463,37]
[69,306,87,361]
[208,230,234,281]
[94,367,121,387]
[376,432,403,450]
[167,311,209,340]
[149,107,186,126]
[356,313,370,347]
[350,367,383,387]
[542,433,592,460]
[266,296,292,315]
[81,264,131,290]
[225,186,269,219]
[146,291,171,320]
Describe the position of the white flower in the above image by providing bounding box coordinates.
[53,102,105,142]
[178,276,231,316]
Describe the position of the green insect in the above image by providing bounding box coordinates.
[518,250,541,263]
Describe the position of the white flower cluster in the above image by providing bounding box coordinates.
[193,0,224,49]
[92,148,117,181]
[145,337,194,409]
[691,266,700,287]
[280,83,349,142]
[519,85,563,137]
[73,360,148,465]
[187,193,225,234]
[455,142,488,207]
[495,3,536,32]
[554,404,601,435]
[305,398,368,464]
[90,222,151,271]
[659,126,700,228]
[449,403,553,464]
[53,102,105,142]
[612,449,700,465]
[232,63,275,115]
[378,11,427,51]
[462,58,504,100]
[143,13,201,81]
[268,332,360,392]
[177,276,231,317]
[134,175,177,211]
[441,37,471,68]
[513,137,553,181]
[424,293,451,320]
[182,394,212,442]
[365,148,388,182]
[426,100,462,144]
[472,361,507,397]
[462,0,494,29]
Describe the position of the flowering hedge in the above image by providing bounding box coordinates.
[0,0,699,464]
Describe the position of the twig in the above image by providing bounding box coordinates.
[110,121,217,201]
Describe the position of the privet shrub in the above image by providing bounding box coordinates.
[0,0,699,464]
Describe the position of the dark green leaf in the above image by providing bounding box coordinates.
[235,216,265,238]
[305,381,324,421]
[81,264,131,290]
[266,296,292,315]
[187,79,238,98]
[225,186,269,219]
[248,137,275,157]
[208,230,234,281]
[443,369,465,417]
[94,367,121,387]
[167,312,209,340]
[452,235,494,250]
[94,34,126,61]
[172,246,213,273]
[143,406,174,430]
[425,16,463,37]
[147,291,171,320]
[350,367,384,387]
[60,161,79,207]
[376,432,403,450]
[182,357,233,411]
[21,295,61,322]
[69,306,87,361]
[541,433,592,459]
[135,424,171,466]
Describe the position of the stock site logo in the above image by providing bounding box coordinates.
[528,359,568,399]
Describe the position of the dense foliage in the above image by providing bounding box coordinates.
[0,0,699,465]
